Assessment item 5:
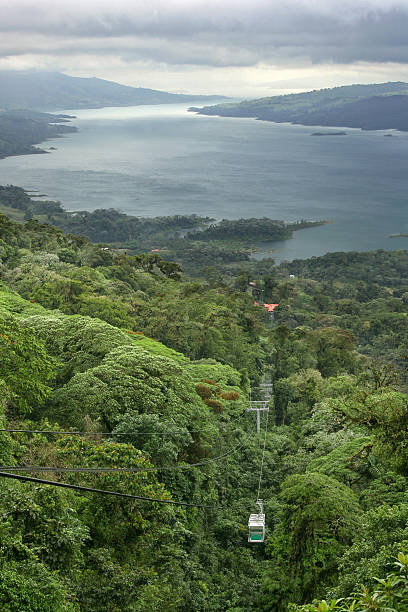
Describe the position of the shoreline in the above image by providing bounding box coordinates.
[189,107,407,134]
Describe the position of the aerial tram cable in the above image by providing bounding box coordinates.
[0,471,217,509]
[0,392,273,521]
[0,441,247,474]
[248,396,270,544]
[0,428,229,437]
[0,411,248,438]
[256,408,269,503]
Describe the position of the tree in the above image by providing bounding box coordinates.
[311,328,357,378]
[262,473,360,609]
[0,481,87,612]
[49,346,204,430]
[55,436,187,611]
[20,313,135,383]
[331,390,408,475]
[0,560,78,612]
[288,551,408,611]
[0,313,54,414]
[112,413,193,466]
[331,504,408,599]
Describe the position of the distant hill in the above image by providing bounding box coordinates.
[0,70,225,110]
[191,82,408,131]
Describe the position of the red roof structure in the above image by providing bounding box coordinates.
[254,302,279,312]
[263,303,279,312]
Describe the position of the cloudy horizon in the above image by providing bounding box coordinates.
[1,0,408,97]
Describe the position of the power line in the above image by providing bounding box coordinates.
[0,441,246,474]
[256,409,269,502]
[0,471,215,508]
[0,429,194,437]
[0,411,247,438]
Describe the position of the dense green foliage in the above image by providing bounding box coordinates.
[186,218,325,242]
[289,552,408,611]
[0,203,407,610]
[0,186,327,276]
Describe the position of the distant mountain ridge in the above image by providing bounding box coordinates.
[0,70,225,110]
[191,82,408,131]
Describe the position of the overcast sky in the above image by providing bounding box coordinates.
[1,0,408,96]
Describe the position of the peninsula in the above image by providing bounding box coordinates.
[0,110,77,159]
[190,82,408,132]
[0,185,327,276]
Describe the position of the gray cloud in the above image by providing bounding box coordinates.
[1,0,408,70]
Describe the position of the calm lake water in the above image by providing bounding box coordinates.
[0,102,407,262]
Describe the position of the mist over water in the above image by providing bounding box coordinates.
[0,102,407,262]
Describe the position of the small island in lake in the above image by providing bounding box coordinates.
[311,131,347,136]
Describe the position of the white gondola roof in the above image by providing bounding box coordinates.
[248,513,265,526]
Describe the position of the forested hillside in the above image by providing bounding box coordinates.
[0,185,326,275]
[0,209,407,610]
[0,110,77,159]
[192,81,408,131]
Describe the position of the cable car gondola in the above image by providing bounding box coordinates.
[248,499,265,543]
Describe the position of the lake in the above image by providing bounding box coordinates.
[0,102,407,262]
